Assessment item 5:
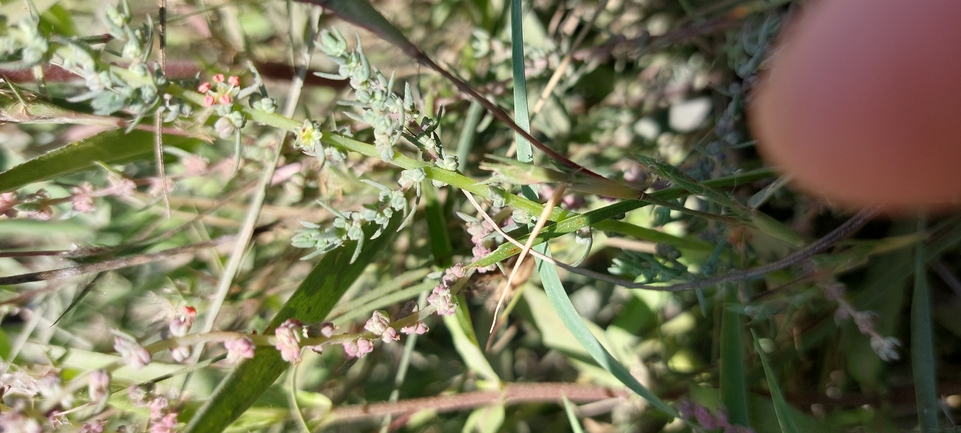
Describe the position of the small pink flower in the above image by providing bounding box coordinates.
[427,285,457,316]
[364,310,391,335]
[317,322,336,338]
[400,321,428,335]
[79,419,109,433]
[182,155,209,175]
[212,74,225,83]
[227,75,240,86]
[149,396,168,421]
[128,385,149,405]
[71,183,96,213]
[113,332,151,370]
[171,346,190,363]
[25,204,52,221]
[203,95,216,107]
[224,337,256,363]
[168,306,196,338]
[356,339,374,357]
[107,177,137,196]
[88,370,110,402]
[0,192,18,218]
[443,264,466,285]
[343,339,374,358]
[218,93,232,105]
[379,328,399,343]
[274,319,303,364]
[0,411,41,433]
[150,412,178,433]
[148,177,175,196]
[197,82,211,93]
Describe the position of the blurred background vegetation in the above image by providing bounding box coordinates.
[1,0,959,431]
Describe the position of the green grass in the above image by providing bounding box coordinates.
[0,0,957,432]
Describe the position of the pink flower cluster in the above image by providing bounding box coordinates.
[198,74,241,107]
[467,220,497,273]
[427,264,464,316]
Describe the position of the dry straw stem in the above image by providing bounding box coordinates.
[489,183,568,334]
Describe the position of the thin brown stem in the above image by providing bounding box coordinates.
[325,383,623,424]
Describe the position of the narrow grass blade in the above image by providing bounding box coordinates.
[912,216,940,432]
[424,182,453,265]
[0,129,195,193]
[720,287,749,425]
[510,0,533,166]
[752,330,799,433]
[455,100,484,172]
[561,394,585,433]
[538,255,677,416]
[183,214,404,433]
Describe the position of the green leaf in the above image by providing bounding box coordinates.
[424,182,453,266]
[720,287,749,426]
[510,0,533,167]
[752,330,799,433]
[0,128,196,193]
[183,213,405,433]
[0,328,14,361]
[912,217,940,432]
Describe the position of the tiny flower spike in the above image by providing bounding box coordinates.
[224,337,256,363]
[113,331,151,370]
[274,319,303,364]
